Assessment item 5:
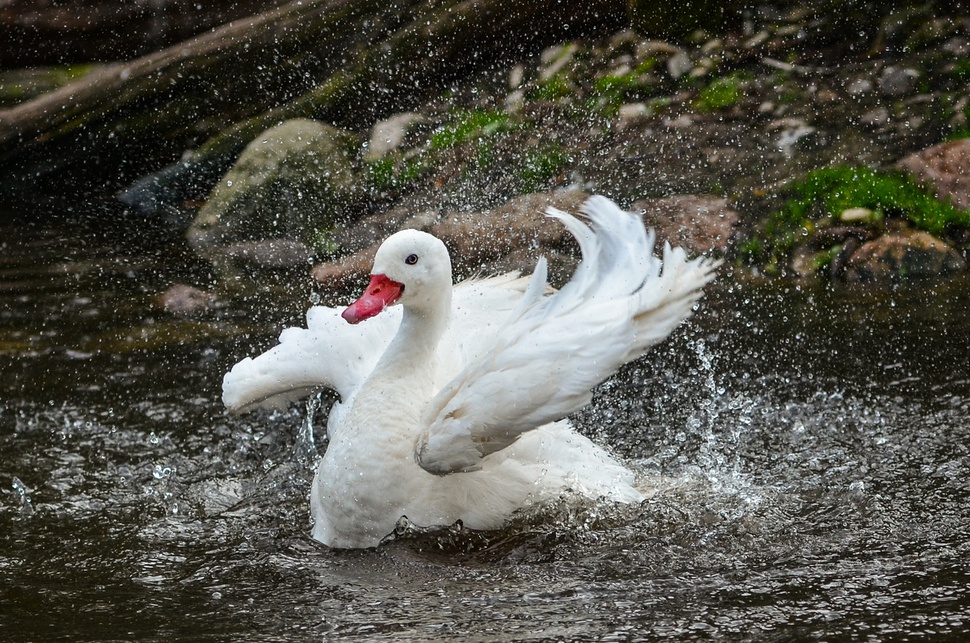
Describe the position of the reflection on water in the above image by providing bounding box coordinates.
[1,211,969,640]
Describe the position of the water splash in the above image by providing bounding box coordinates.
[294,392,321,469]
[683,338,756,502]
[11,476,33,516]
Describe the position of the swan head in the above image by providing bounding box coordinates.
[342,229,452,324]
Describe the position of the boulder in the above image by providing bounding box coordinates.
[631,195,738,254]
[843,230,966,282]
[365,112,425,161]
[157,284,216,317]
[311,190,590,291]
[188,119,363,255]
[896,139,970,212]
[309,190,732,294]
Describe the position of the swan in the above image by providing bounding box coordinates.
[222,195,719,548]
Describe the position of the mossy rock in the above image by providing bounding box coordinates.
[188,119,363,252]
[844,231,966,282]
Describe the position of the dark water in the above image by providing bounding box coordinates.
[2,209,969,641]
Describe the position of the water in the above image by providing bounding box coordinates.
[2,207,969,641]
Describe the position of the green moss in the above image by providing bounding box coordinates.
[518,144,569,193]
[310,228,341,257]
[589,59,660,113]
[745,165,970,266]
[948,58,970,82]
[789,166,967,236]
[0,63,101,107]
[528,74,574,101]
[694,74,745,111]
[366,157,396,191]
[399,157,431,184]
[429,109,512,151]
[365,154,432,193]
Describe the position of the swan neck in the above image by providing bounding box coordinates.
[379,290,451,376]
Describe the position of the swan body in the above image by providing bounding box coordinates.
[223,195,719,548]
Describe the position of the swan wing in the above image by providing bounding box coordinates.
[222,304,400,414]
[415,195,720,474]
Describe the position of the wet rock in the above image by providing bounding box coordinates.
[430,190,589,276]
[617,103,651,128]
[860,107,891,128]
[789,246,819,280]
[878,66,920,97]
[188,119,363,253]
[666,52,693,80]
[631,195,738,254]
[843,230,966,282]
[839,207,876,224]
[539,43,578,81]
[220,239,313,268]
[158,284,216,317]
[365,112,424,161]
[807,226,874,250]
[845,78,872,96]
[896,139,970,211]
[311,190,589,291]
[768,118,817,157]
[311,250,377,293]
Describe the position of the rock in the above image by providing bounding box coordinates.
[539,43,578,81]
[188,119,363,253]
[790,245,824,280]
[845,78,872,96]
[311,190,590,291]
[878,66,920,97]
[220,239,313,268]
[631,195,738,254]
[666,52,693,80]
[896,139,970,211]
[843,230,966,282]
[311,250,377,294]
[770,119,817,157]
[158,284,216,317]
[365,113,424,161]
[839,207,875,223]
[509,64,526,90]
[807,226,873,250]
[860,107,891,127]
[432,190,588,275]
[617,103,650,128]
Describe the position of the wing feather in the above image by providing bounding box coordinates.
[221,305,399,414]
[415,196,720,475]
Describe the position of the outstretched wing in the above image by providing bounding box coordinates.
[222,304,400,414]
[415,195,720,475]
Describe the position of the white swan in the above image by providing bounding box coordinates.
[222,195,719,548]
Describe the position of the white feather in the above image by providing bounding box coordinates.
[223,195,719,548]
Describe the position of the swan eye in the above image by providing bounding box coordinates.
[405,254,419,265]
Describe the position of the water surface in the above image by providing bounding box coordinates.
[2,208,969,641]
